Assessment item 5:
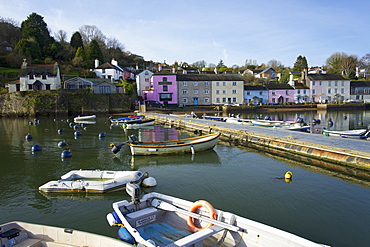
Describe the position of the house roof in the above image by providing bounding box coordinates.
[264,83,294,90]
[307,74,347,81]
[96,62,122,71]
[19,64,59,77]
[244,85,267,90]
[350,80,370,87]
[176,74,244,81]
[293,82,309,89]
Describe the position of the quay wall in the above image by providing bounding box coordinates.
[0,90,133,117]
[145,113,370,181]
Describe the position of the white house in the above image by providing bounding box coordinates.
[211,74,244,105]
[135,69,154,97]
[93,59,133,82]
[6,60,61,93]
[306,74,350,103]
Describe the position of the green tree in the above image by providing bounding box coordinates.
[70,32,84,51]
[117,80,135,96]
[15,37,42,59]
[86,39,103,67]
[293,55,308,72]
[20,13,51,56]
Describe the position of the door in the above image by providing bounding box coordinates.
[193,98,198,105]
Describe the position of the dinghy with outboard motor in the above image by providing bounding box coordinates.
[106,183,329,247]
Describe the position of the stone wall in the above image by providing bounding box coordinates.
[0,90,134,116]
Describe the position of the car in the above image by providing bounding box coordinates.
[146,100,164,107]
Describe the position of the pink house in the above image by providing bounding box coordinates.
[265,83,294,104]
[142,73,178,106]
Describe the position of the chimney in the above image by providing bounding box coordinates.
[111,58,118,66]
[22,59,27,67]
[158,64,162,71]
[95,59,99,68]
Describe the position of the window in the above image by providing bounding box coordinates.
[232,81,237,86]
[232,89,237,94]
[297,90,301,94]
[247,92,250,95]
[286,90,289,95]
[334,88,337,94]
[204,98,209,103]
[194,81,198,86]
[328,89,331,94]
[272,91,276,95]
[335,81,338,86]
[222,90,226,94]
[42,74,47,80]
[145,78,149,82]
[319,81,322,86]
[303,89,306,94]
[204,89,209,94]
[232,97,236,102]
[145,71,149,75]
[182,98,188,103]
[162,77,167,82]
[160,93,172,101]
[312,89,316,94]
[328,81,331,86]
[216,90,219,94]
[216,82,219,86]
[45,84,51,90]
[99,86,111,93]
[222,98,226,103]
[222,81,226,86]
[194,89,198,94]
[182,90,188,94]
[341,81,344,86]
[286,98,289,102]
[29,74,34,79]
[216,98,220,103]
[28,84,33,90]
[272,98,275,103]
[204,81,209,86]
[163,85,168,91]
[182,81,187,86]
[259,91,263,95]
[341,88,344,94]
[102,69,105,73]
[312,81,315,86]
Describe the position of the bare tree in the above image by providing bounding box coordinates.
[54,30,67,44]
[341,55,358,77]
[106,37,125,50]
[326,52,348,73]
[267,59,282,69]
[79,25,106,45]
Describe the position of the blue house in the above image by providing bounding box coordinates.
[244,85,268,104]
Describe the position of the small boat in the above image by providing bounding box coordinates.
[73,115,96,121]
[110,115,144,123]
[202,114,225,121]
[323,127,370,139]
[169,112,197,118]
[224,117,251,125]
[123,119,155,128]
[0,221,131,247]
[286,123,311,132]
[112,133,221,155]
[39,170,149,193]
[106,183,328,247]
[74,120,96,125]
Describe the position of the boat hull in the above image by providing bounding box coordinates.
[323,129,370,139]
[109,192,327,247]
[129,133,220,155]
[39,170,148,193]
[0,221,131,247]
[73,115,96,121]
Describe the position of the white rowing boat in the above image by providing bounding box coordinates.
[106,183,329,247]
[73,115,96,121]
[0,221,131,247]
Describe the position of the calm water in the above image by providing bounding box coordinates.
[0,114,369,247]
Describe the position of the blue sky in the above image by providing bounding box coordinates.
[1,0,370,68]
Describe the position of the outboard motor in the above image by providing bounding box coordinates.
[129,135,139,144]
[126,182,141,210]
[264,116,271,120]
[296,118,304,123]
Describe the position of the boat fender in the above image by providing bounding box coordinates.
[328,120,333,127]
[74,130,81,136]
[118,227,136,245]
[187,200,216,232]
[98,133,106,138]
[106,212,122,226]
[58,129,64,134]
[25,134,32,140]
[142,177,157,187]
[58,141,67,147]
[61,150,72,158]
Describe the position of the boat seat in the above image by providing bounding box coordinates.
[166,225,224,247]
[126,207,165,228]
[13,238,41,247]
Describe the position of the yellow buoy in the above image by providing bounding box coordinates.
[285,171,293,179]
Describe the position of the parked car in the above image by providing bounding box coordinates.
[146,100,164,107]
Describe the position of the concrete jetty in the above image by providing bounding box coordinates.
[143,113,370,181]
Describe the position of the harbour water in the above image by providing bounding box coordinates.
[0,114,369,247]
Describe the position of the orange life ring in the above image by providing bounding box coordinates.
[186,200,216,232]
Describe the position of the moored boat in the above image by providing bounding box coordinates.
[110,115,145,123]
[123,119,155,128]
[106,183,329,247]
[73,115,96,121]
[39,170,150,193]
[322,127,370,139]
[0,221,131,247]
[112,133,221,155]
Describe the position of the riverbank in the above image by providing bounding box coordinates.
[144,113,370,181]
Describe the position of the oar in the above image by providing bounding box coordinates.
[151,199,239,232]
